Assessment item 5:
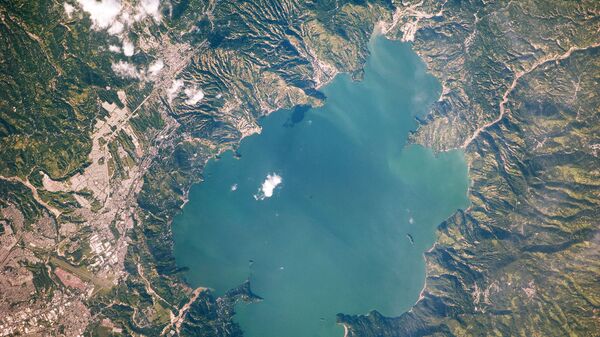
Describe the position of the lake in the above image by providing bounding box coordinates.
[172,36,469,337]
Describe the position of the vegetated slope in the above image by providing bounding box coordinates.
[1,0,598,336]
[0,0,397,335]
[339,1,600,336]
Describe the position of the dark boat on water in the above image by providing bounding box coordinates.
[406,233,415,245]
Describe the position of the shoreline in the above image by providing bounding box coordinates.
[174,27,446,334]
[339,322,349,337]
[172,12,446,336]
[416,242,437,305]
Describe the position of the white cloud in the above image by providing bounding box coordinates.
[107,20,124,35]
[121,11,133,24]
[108,45,121,53]
[122,39,135,56]
[254,173,282,200]
[64,3,75,18]
[184,86,204,105]
[167,79,183,102]
[111,61,142,79]
[77,0,122,29]
[135,0,161,21]
[148,59,164,76]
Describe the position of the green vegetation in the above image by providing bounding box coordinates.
[339,1,600,336]
[26,262,55,299]
[0,179,43,225]
[130,109,164,138]
[38,190,80,214]
[1,0,597,336]
[0,1,131,179]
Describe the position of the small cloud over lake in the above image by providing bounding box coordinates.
[254,173,282,200]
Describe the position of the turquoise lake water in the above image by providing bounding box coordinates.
[172,36,469,337]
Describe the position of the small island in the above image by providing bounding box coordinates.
[406,233,415,246]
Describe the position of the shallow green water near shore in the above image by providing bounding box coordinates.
[173,36,469,337]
